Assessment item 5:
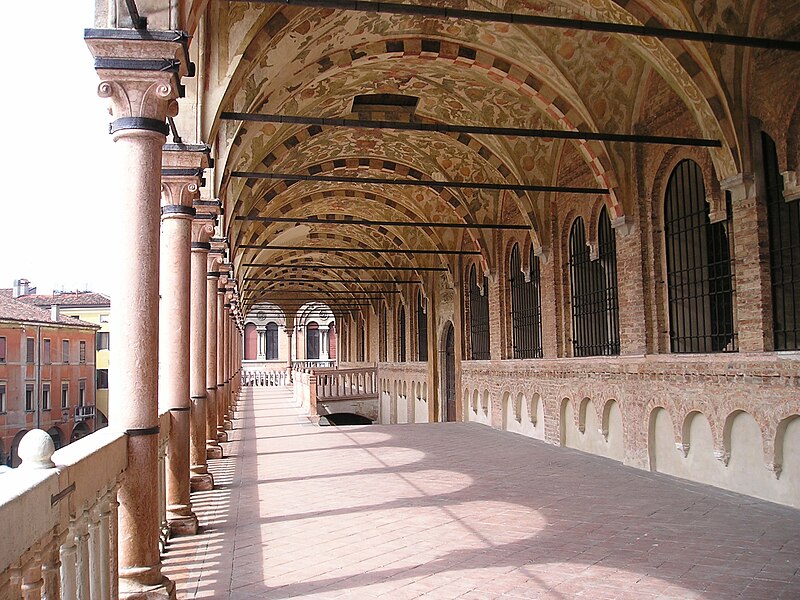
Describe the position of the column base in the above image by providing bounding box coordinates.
[206,444,224,460]
[217,428,228,443]
[120,575,176,600]
[224,420,233,430]
[167,510,199,536]
[190,472,214,492]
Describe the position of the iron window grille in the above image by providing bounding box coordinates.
[417,291,428,361]
[266,322,279,359]
[763,133,800,350]
[510,244,543,359]
[398,306,407,362]
[468,264,491,360]
[569,210,621,356]
[664,159,737,353]
[379,304,388,362]
[306,322,320,359]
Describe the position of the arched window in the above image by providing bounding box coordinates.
[243,323,258,360]
[664,159,736,353]
[359,316,366,362]
[762,133,800,350]
[379,303,388,362]
[306,321,320,359]
[569,210,620,356]
[398,305,407,362]
[417,290,428,361]
[265,322,279,360]
[510,244,543,358]
[468,264,491,360]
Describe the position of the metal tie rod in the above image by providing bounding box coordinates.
[233,170,606,194]
[235,215,531,229]
[230,0,800,51]
[243,263,448,271]
[239,244,480,255]
[222,114,721,147]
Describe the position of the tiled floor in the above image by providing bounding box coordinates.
[162,387,800,599]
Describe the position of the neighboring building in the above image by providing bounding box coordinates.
[9,281,112,426]
[243,302,337,364]
[0,293,99,467]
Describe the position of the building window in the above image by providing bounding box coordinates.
[468,264,491,360]
[0,383,6,412]
[664,159,737,353]
[306,322,320,360]
[26,337,35,363]
[43,339,51,364]
[96,369,109,390]
[61,383,69,409]
[0,337,6,363]
[25,384,35,412]
[265,322,279,360]
[417,291,428,361]
[79,341,86,364]
[379,304,388,362]
[510,244,543,359]
[359,317,366,362]
[398,305,407,362]
[79,380,86,407]
[569,210,621,357]
[42,383,51,411]
[96,331,110,351]
[62,340,70,364]
[762,133,800,350]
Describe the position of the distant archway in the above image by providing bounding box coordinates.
[47,427,64,450]
[71,421,91,442]
[441,322,456,422]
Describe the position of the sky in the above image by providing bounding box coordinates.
[0,1,117,295]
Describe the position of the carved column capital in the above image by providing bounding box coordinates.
[85,31,191,138]
[161,145,210,211]
[191,201,220,246]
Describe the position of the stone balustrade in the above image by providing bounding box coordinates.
[0,412,172,599]
[243,368,291,387]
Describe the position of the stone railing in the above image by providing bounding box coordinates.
[292,359,336,372]
[0,411,171,599]
[377,362,430,424]
[316,367,378,401]
[293,370,317,419]
[242,367,291,387]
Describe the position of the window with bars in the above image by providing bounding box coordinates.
[266,322,279,359]
[569,211,621,356]
[762,133,800,350]
[359,317,366,362]
[664,159,737,353]
[468,264,491,360]
[379,304,388,362]
[510,244,543,359]
[306,322,320,359]
[398,305,407,362]
[417,291,428,361]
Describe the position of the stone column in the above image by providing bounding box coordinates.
[320,325,330,360]
[222,298,232,419]
[217,273,230,433]
[189,202,219,491]
[85,29,190,598]
[159,145,209,537]
[205,237,224,460]
[211,241,229,440]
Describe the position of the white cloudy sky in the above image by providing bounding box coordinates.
[0,1,117,295]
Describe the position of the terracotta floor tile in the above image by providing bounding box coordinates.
[161,386,800,600]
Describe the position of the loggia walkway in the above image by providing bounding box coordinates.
[161,386,800,599]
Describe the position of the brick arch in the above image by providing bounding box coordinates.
[225,37,624,221]
[233,158,493,260]
[234,185,479,261]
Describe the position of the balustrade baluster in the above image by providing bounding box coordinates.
[88,506,102,600]
[108,488,120,600]
[97,492,113,600]
[59,525,78,600]
[75,513,91,600]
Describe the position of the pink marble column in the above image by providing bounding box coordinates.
[216,267,231,435]
[189,203,219,491]
[159,146,209,536]
[86,30,190,598]
[205,243,223,459]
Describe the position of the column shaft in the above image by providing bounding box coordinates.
[206,270,223,458]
